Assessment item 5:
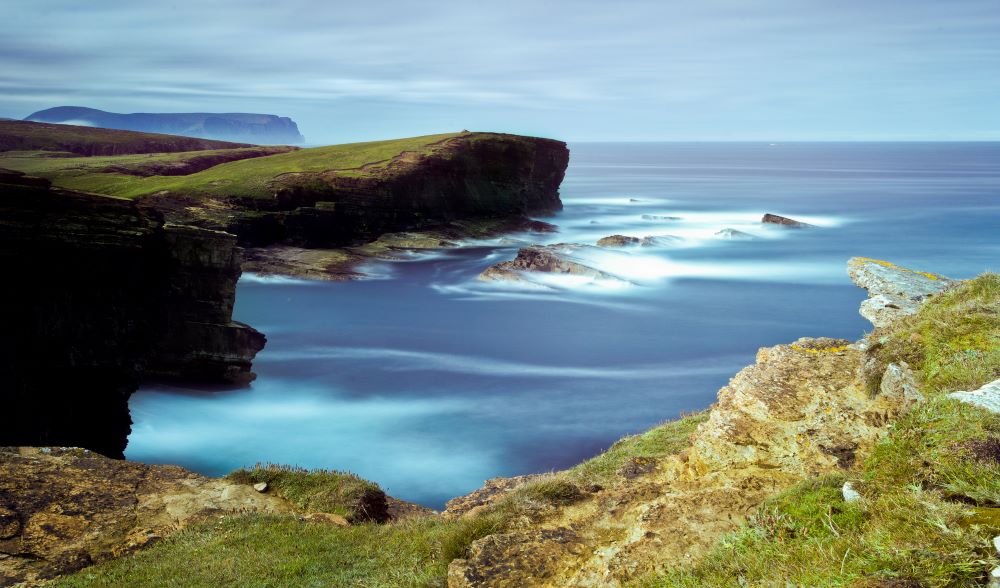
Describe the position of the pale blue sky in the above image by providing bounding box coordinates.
[3,0,999,143]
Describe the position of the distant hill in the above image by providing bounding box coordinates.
[0,119,253,156]
[26,106,305,144]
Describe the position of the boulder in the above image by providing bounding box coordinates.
[596,235,641,248]
[762,213,813,228]
[847,257,956,328]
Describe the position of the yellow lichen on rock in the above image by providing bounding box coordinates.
[448,337,924,587]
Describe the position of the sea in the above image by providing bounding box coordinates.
[126,142,1000,508]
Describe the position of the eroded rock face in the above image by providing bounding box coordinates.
[0,447,293,587]
[848,257,956,328]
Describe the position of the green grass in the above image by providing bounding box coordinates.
[226,464,384,521]
[869,273,1000,394]
[0,132,463,199]
[567,412,707,486]
[51,513,508,588]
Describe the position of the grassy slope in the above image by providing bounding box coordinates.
[52,275,997,587]
[0,120,247,154]
[0,132,462,199]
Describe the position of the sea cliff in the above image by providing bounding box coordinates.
[0,172,264,459]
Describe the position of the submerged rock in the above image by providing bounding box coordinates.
[762,213,813,228]
[597,234,641,248]
[641,214,681,221]
[847,257,956,328]
[640,235,683,247]
[714,228,757,240]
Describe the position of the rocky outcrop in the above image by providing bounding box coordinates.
[0,174,264,457]
[847,257,956,328]
[761,213,813,228]
[26,106,306,144]
[0,447,293,587]
[449,261,938,587]
[478,244,626,287]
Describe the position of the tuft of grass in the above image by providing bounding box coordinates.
[870,273,999,394]
[567,412,707,486]
[51,513,509,588]
[227,463,386,522]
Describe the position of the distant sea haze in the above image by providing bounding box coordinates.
[128,142,1000,508]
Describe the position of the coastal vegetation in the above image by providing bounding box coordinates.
[49,272,999,587]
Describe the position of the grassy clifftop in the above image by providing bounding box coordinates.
[0,130,463,198]
[0,120,252,156]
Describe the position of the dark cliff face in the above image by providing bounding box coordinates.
[0,173,264,458]
[26,106,305,145]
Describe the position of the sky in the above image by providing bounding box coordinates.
[3,0,1000,143]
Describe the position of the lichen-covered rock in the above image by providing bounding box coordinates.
[847,257,956,328]
[444,475,542,519]
[450,335,926,587]
[0,447,293,587]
